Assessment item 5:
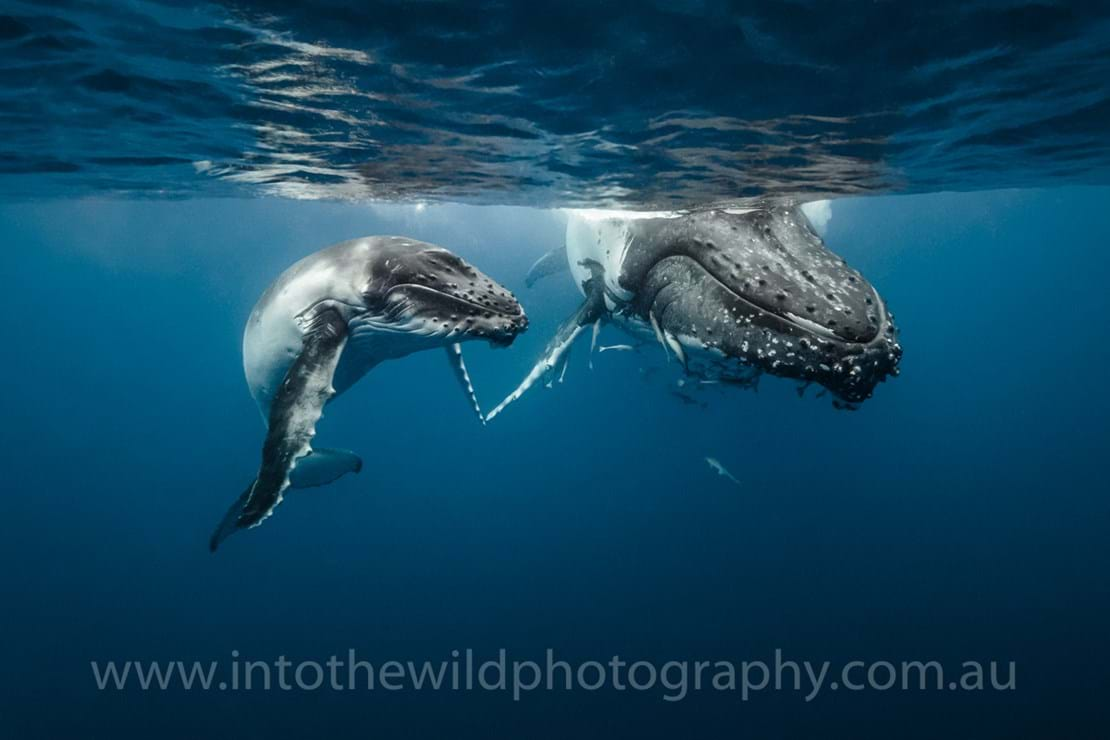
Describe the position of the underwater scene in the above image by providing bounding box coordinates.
[2,1,1110,738]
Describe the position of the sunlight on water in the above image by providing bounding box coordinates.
[2,1,1109,206]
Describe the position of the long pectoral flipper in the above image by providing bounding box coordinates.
[210,308,348,552]
[208,447,361,552]
[525,246,569,288]
[209,483,253,552]
[485,273,607,422]
[445,343,485,425]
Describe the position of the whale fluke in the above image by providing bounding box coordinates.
[288,448,362,488]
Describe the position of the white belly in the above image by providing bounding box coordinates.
[564,209,681,309]
[242,300,303,421]
[242,248,369,420]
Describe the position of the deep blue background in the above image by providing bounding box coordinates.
[2,189,1109,738]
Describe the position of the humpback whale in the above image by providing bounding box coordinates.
[487,204,900,419]
[210,237,528,551]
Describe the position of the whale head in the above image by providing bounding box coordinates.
[620,206,901,406]
[360,239,528,350]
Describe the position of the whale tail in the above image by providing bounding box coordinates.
[209,448,363,552]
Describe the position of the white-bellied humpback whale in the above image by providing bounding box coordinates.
[210,236,528,551]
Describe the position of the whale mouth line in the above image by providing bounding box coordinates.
[383,282,528,348]
[386,282,525,320]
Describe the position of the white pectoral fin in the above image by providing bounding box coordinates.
[445,343,486,425]
[289,448,363,489]
[486,321,586,421]
[525,246,569,287]
[588,319,601,370]
[210,308,348,552]
[486,271,608,422]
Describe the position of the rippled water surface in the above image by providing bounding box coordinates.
[2,0,1109,206]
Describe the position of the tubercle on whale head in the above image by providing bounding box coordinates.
[625,205,901,405]
[360,240,528,348]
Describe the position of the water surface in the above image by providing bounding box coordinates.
[2,0,1109,204]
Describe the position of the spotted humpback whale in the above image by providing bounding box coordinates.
[210,237,528,551]
[487,204,900,420]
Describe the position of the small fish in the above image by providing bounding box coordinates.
[705,457,741,486]
[598,344,635,353]
[662,328,687,370]
[649,310,670,362]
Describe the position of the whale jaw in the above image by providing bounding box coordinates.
[625,206,901,405]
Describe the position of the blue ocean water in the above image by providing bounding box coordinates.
[4,189,1110,738]
[3,1,1110,738]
